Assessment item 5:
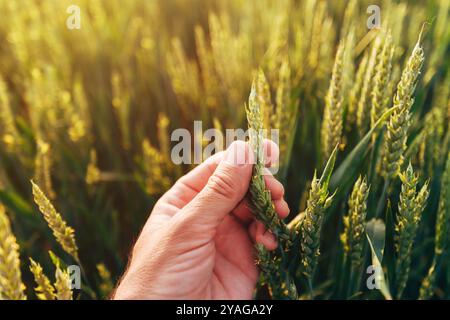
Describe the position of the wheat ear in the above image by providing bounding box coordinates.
[0,204,26,300]
[245,80,290,242]
[29,258,56,300]
[321,41,345,160]
[299,171,334,280]
[31,180,79,262]
[395,163,429,298]
[341,176,370,268]
[419,152,450,299]
[371,32,394,128]
[381,36,424,179]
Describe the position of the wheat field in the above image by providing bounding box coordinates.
[0,0,449,300]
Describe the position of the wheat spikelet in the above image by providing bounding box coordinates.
[341,176,370,268]
[371,33,394,128]
[29,258,56,300]
[321,41,345,160]
[54,268,73,300]
[0,204,26,300]
[381,36,425,179]
[31,181,79,262]
[299,172,333,279]
[395,163,429,298]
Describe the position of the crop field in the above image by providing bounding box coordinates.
[0,0,449,300]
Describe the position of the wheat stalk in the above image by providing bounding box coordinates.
[29,258,56,300]
[31,180,79,262]
[0,204,26,300]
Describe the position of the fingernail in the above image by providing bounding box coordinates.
[225,142,247,166]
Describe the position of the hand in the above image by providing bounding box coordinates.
[113,140,289,299]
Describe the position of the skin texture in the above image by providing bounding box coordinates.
[114,140,289,300]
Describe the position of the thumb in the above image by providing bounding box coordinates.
[178,140,254,229]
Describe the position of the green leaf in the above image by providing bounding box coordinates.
[0,189,36,223]
[330,106,396,191]
[366,219,392,300]
[319,143,338,190]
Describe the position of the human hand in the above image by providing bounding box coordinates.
[113,140,289,299]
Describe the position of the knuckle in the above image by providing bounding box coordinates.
[206,168,238,199]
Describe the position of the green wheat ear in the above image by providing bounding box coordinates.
[245,79,290,242]
[298,145,337,282]
[381,34,425,179]
[321,41,345,160]
[341,176,370,268]
[419,152,450,299]
[395,163,429,299]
